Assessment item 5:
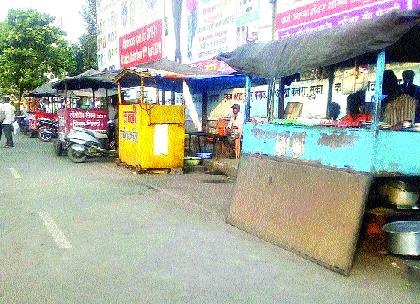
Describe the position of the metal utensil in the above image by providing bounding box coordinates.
[384,181,419,209]
[382,221,420,256]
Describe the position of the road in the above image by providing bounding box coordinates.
[1,135,419,303]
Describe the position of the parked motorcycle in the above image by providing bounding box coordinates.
[38,118,58,142]
[57,120,117,163]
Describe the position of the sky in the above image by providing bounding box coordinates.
[0,0,86,42]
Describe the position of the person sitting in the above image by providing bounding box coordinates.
[340,91,372,124]
[381,70,417,129]
[399,70,420,122]
[226,104,244,159]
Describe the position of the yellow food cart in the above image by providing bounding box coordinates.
[114,69,185,171]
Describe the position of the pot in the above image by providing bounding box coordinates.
[184,156,201,166]
[196,152,212,159]
[382,221,420,256]
[381,181,419,209]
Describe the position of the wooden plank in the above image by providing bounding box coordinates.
[227,155,371,275]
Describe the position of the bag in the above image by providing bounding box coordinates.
[13,121,19,135]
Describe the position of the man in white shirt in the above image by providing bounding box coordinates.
[0,100,4,142]
[227,104,244,159]
[1,97,16,148]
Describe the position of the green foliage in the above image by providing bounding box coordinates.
[0,9,76,99]
[72,0,98,74]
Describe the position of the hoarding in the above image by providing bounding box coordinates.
[119,19,163,68]
[97,0,164,70]
[276,0,412,38]
[164,0,272,69]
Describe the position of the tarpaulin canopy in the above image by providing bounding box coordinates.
[28,82,60,97]
[114,60,266,94]
[217,10,420,79]
[52,69,117,90]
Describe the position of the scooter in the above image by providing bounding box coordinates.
[38,118,58,142]
[56,120,116,163]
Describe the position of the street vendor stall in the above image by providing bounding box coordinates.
[114,68,186,172]
[52,69,116,144]
[217,10,420,274]
[114,60,268,170]
[27,82,61,137]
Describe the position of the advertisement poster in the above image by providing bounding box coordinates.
[164,0,272,69]
[119,19,163,68]
[276,0,411,38]
[97,0,164,70]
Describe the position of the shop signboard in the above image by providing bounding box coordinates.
[276,0,411,38]
[57,108,108,140]
[119,19,163,68]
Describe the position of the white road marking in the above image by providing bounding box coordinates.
[38,212,72,249]
[8,168,21,179]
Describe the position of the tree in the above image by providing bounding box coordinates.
[0,9,75,108]
[72,0,98,74]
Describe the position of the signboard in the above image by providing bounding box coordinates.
[58,108,108,139]
[97,0,164,70]
[276,0,410,38]
[119,19,163,68]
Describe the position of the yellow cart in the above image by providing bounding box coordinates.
[115,69,185,171]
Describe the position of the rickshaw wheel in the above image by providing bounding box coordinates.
[68,145,87,163]
[38,129,52,142]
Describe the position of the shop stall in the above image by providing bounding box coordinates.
[115,60,267,169]
[114,68,186,171]
[27,82,61,137]
[52,69,116,143]
[218,11,420,274]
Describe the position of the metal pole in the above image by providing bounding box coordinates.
[92,88,96,108]
[64,82,68,108]
[267,78,275,121]
[371,50,386,132]
[278,78,285,118]
[271,0,277,40]
[117,81,122,104]
[245,76,251,122]
[202,91,208,131]
[326,68,334,118]
[140,75,145,103]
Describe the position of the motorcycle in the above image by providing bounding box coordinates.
[38,118,58,142]
[56,120,117,163]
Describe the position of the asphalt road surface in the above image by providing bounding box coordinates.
[1,135,419,303]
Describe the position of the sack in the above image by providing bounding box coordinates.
[13,121,19,135]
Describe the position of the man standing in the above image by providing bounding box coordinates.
[227,104,244,159]
[1,97,15,148]
[382,70,417,128]
[400,70,420,122]
[0,97,5,141]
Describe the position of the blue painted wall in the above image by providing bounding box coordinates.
[242,122,420,176]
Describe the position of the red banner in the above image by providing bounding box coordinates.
[58,108,108,139]
[119,19,163,68]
